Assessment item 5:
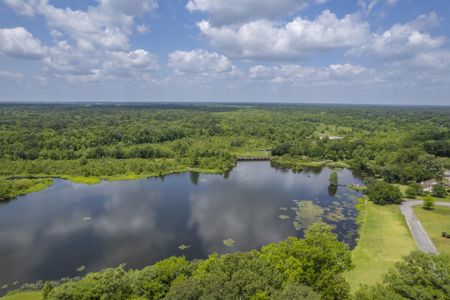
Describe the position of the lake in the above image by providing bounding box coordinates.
[0,161,363,291]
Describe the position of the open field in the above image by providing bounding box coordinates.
[414,206,450,254]
[345,201,416,292]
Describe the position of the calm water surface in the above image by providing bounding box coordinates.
[0,162,362,291]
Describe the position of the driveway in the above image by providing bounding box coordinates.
[400,200,450,254]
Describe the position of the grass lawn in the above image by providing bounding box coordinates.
[0,291,41,300]
[414,206,450,254]
[345,201,416,292]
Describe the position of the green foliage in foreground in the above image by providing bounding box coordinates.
[356,251,450,300]
[42,224,351,300]
[366,181,403,205]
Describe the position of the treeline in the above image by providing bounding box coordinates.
[0,104,449,185]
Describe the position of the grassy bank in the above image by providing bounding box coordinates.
[271,156,350,172]
[1,291,41,300]
[345,201,416,292]
[414,206,450,254]
[0,178,54,201]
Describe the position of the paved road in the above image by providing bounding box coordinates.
[400,200,450,254]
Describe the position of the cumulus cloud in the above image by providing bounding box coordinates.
[186,0,308,25]
[108,50,159,71]
[198,10,370,60]
[249,63,374,86]
[351,12,450,71]
[3,0,159,82]
[3,0,34,16]
[168,49,240,76]
[0,27,46,59]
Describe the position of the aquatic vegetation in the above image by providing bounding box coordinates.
[76,266,86,272]
[178,244,191,251]
[292,200,324,231]
[325,206,346,222]
[223,239,235,247]
[278,215,290,220]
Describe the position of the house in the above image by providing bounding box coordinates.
[420,179,438,192]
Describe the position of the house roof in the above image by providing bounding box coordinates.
[421,179,438,188]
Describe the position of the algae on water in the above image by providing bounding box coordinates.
[178,244,191,251]
[292,200,324,231]
[223,239,235,247]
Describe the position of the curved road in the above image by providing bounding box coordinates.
[400,200,450,254]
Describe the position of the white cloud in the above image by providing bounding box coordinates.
[99,0,157,16]
[108,50,159,70]
[168,49,240,76]
[357,0,398,15]
[0,70,24,81]
[249,63,374,86]
[3,0,34,16]
[351,12,450,70]
[186,0,308,25]
[3,0,160,82]
[198,10,370,60]
[0,27,46,59]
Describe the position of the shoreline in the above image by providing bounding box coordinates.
[1,157,353,200]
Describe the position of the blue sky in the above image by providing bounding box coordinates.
[0,0,449,104]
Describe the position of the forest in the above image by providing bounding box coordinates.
[1,103,449,201]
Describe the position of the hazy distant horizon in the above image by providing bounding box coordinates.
[1,100,449,107]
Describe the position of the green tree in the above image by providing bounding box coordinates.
[356,252,450,299]
[329,170,338,187]
[422,195,435,210]
[432,184,447,198]
[405,183,421,198]
[366,181,403,205]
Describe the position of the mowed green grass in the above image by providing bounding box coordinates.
[414,206,450,254]
[0,291,41,300]
[345,201,416,292]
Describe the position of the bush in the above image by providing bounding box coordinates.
[432,184,447,198]
[405,183,422,198]
[422,195,435,210]
[366,181,403,205]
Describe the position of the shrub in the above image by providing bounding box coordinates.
[422,195,435,210]
[405,183,422,198]
[432,184,447,198]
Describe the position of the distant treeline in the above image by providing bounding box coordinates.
[0,104,449,185]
